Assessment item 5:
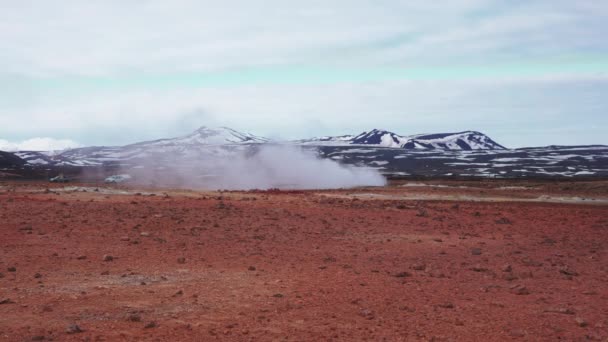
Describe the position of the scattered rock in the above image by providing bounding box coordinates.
[495,217,512,224]
[502,264,512,272]
[508,329,526,338]
[140,232,150,237]
[177,257,186,264]
[248,266,256,271]
[359,308,375,320]
[7,266,16,272]
[144,321,157,329]
[469,266,488,272]
[127,314,142,322]
[0,298,15,305]
[30,335,46,341]
[34,273,42,279]
[412,264,426,271]
[19,225,33,232]
[559,268,578,276]
[66,324,83,334]
[102,255,114,262]
[437,302,454,309]
[394,271,412,278]
[541,238,556,245]
[399,306,416,313]
[471,248,482,256]
[272,293,284,298]
[575,317,588,327]
[544,307,575,315]
[510,285,530,295]
[76,255,87,260]
[323,256,337,263]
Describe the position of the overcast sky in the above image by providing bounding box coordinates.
[1,0,607,150]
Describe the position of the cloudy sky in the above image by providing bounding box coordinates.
[1,0,607,150]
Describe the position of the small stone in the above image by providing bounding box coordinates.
[103,255,114,262]
[76,255,87,260]
[575,317,588,327]
[471,248,482,255]
[7,266,16,272]
[394,271,412,278]
[34,273,42,279]
[140,232,150,237]
[127,314,142,322]
[511,285,530,295]
[120,236,130,241]
[144,321,157,329]
[66,324,83,334]
[177,257,186,264]
[495,217,512,224]
[359,308,375,320]
[0,298,15,305]
[437,302,454,309]
[412,264,426,271]
[31,335,46,341]
[502,264,512,272]
[248,266,256,271]
[272,293,284,298]
[508,329,526,338]
[544,307,575,315]
[560,268,579,276]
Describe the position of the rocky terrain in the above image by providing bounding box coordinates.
[1,180,607,341]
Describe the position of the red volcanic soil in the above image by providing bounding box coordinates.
[1,181,607,341]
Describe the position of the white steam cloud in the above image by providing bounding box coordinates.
[123,145,386,190]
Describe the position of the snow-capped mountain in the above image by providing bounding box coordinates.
[130,126,269,147]
[54,126,269,167]
[403,131,506,150]
[295,135,355,146]
[350,129,409,148]
[299,129,506,150]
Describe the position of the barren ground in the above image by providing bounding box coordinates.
[1,180,607,341]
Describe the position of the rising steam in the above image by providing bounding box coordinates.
[122,145,386,190]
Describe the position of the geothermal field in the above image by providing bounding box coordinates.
[1,180,607,341]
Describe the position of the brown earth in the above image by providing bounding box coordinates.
[1,180,607,341]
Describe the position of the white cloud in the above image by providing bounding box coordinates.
[0,137,81,151]
[1,76,606,148]
[0,1,606,148]
[0,1,605,76]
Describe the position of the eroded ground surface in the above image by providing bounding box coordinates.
[1,180,607,341]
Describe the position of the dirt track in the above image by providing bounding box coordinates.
[1,181,607,341]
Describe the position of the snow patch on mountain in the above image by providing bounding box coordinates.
[300,129,506,150]
[405,131,506,150]
[132,126,269,147]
